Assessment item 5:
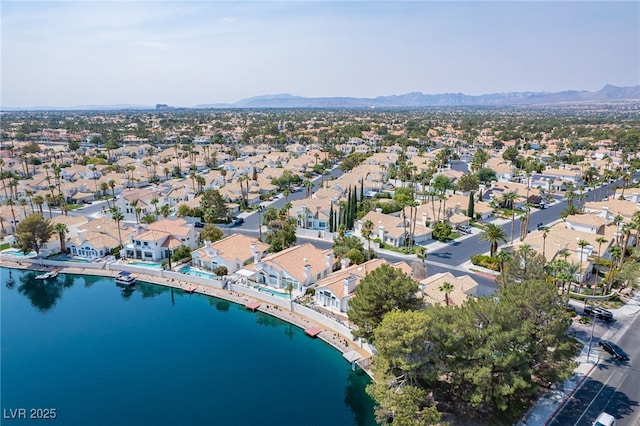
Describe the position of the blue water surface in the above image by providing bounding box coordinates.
[1,267,377,426]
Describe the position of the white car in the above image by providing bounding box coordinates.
[593,412,616,426]
[457,225,472,234]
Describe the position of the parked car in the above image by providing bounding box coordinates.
[194,221,205,228]
[598,340,629,361]
[457,225,472,234]
[593,412,616,426]
[231,217,244,226]
[584,306,614,322]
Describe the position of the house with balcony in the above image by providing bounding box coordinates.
[191,234,270,274]
[355,210,432,248]
[314,258,413,315]
[289,199,331,231]
[240,243,334,295]
[122,218,197,261]
[66,217,121,259]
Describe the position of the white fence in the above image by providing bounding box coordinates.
[292,303,356,340]
[295,228,336,241]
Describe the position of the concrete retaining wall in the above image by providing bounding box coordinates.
[0,256,106,270]
[228,283,290,309]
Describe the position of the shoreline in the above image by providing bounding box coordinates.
[0,259,372,376]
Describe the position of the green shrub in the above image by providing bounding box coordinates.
[593,258,612,267]
[470,254,500,271]
[432,222,453,241]
[213,265,228,276]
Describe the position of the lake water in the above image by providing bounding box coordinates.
[1,267,377,426]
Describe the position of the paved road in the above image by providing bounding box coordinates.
[428,179,623,266]
[549,311,640,426]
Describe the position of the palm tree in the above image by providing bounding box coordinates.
[438,281,454,306]
[577,239,590,294]
[54,223,69,253]
[160,204,170,218]
[151,197,159,219]
[361,219,374,254]
[141,213,156,224]
[577,190,588,213]
[495,250,512,274]
[109,179,117,203]
[595,237,608,264]
[620,222,634,258]
[18,198,27,217]
[607,245,623,293]
[632,211,640,248]
[564,262,580,295]
[502,191,519,244]
[541,226,550,261]
[612,214,624,247]
[415,246,428,277]
[481,223,507,257]
[5,198,16,226]
[110,208,124,249]
[129,199,140,224]
[303,179,314,197]
[565,183,576,209]
[286,282,294,310]
[25,189,34,212]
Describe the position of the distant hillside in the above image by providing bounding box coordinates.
[196,85,640,109]
[4,85,639,111]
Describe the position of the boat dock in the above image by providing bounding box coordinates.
[304,327,322,338]
[245,301,261,311]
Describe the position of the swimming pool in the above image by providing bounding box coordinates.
[128,261,163,269]
[48,255,91,263]
[179,265,218,280]
[1,248,37,258]
[255,286,291,299]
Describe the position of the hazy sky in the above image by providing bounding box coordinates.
[1,1,639,107]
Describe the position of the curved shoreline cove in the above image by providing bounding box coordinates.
[1,267,378,426]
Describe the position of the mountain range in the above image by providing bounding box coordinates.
[4,85,639,111]
[196,85,640,108]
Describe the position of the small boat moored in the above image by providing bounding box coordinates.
[115,271,136,286]
[35,269,60,280]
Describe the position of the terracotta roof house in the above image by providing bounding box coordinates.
[420,272,479,307]
[66,217,122,259]
[242,243,334,294]
[122,218,197,261]
[355,210,432,248]
[192,234,270,274]
[289,198,331,231]
[315,258,413,314]
[118,188,162,222]
[584,200,640,224]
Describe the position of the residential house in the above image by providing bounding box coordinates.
[66,217,121,259]
[123,218,197,261]
[355,210,432,248]
[191,234,270,274]
[419,272,479,307]
[315,258,413,315]
[243,243,334,294]
[289,199,331,230]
